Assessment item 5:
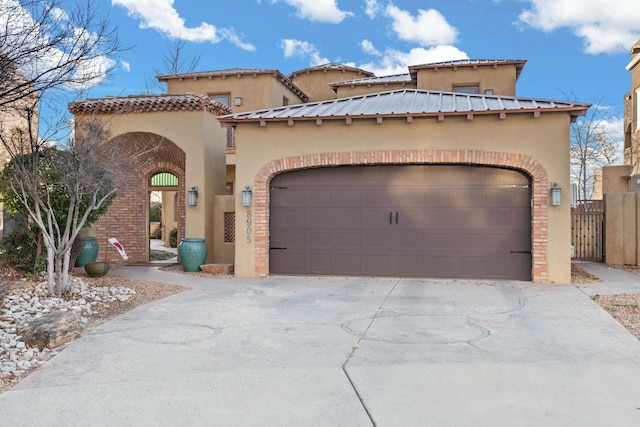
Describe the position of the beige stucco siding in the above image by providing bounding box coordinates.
[165,74,304,113]
[416,65,518,96]
[233,112,572,283]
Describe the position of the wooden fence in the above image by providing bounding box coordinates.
[571,201,603,261]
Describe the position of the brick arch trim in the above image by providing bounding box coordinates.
[253,149,550,282]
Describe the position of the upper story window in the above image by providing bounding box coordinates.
[209,94,230,106]
[452,84,479,94]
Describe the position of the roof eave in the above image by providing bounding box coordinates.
[218,107,590,125]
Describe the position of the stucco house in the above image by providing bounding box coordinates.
[69,59,589,284]
[591,39,640,266]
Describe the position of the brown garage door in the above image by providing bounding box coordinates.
[269,165,531,280]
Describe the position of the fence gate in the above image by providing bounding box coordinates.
[571,201,604,261]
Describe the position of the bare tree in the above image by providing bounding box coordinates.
[0,0,121,110]
[145,39,201,93]
[0,0,124,295]
[1,122,132,295]
[570,96,621,201]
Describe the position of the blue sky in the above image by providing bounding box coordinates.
[98,0,639,127]
[8,0,640,139]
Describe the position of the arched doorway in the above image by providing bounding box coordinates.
[149,172,179,263]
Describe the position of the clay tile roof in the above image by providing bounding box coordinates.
[68,93,232,116]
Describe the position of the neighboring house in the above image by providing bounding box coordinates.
[593,38,640,266]
[69,59,589,284]
[0,57,37,237]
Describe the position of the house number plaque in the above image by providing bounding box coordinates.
[246,210,252,243]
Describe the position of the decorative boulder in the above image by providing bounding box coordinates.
[18,311,83,350]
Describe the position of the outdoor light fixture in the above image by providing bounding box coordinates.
[235,97,243,106]
[188,186,198,206]
[242,185,252,207]
[550,182,561,206]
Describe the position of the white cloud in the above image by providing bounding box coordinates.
[364,0,380,19]
[112,0,255,51]
[361,39,381,56]
[120,60,131,72]
[385,5,458,46]
[359,45,469,76]
[281,39,329,65]
[0,0,114,90]
[273,0,353,24]
[517,0,640,54]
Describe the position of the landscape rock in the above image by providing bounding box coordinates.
[18,311,82,350]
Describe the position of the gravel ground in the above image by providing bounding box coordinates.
[0,266,188,394]
[1,263,639,394]
[575,264,640,340]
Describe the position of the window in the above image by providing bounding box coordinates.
[452,85,479,94]
[209,94,230,106]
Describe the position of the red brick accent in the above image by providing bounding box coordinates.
[253,149,550,282]
[90,135,186,264]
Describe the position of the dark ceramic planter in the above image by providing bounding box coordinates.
[85,262,110,277]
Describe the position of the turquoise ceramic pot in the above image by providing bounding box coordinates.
[178,238,208,272]
[75,237,99,267]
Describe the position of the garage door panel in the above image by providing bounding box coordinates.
[332,232,362,249]
[270,165,531,280]
[307,189,332,207]
[362,189,389,207]
[363,210,394,226]
[333,189,362,206]
[362,255,389,275]
[363,231,390,248]
[305,210,332,226]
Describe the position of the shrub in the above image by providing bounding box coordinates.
[169,228,178,248]
[150,203,162,222]
[0,225,46,274]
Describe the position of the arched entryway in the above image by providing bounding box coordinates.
[149,172,179,263]
[91,132,186,264]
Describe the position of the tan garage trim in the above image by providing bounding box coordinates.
[253,149,550,282]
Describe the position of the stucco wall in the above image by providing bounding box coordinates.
[213,195,235,264]
[289,69,369,102]
[604,192,640,265]
[415,65,517,96]
[233,112,573,283]
[165,74,305,112]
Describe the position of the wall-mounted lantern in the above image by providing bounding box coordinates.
[242,185,252,207]
[188,186,198,206]
[550,182,561,206]
[234,97,243,106]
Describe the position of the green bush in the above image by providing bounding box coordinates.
[0,225,46,274]
[150,203,162,222]
[169,228,178,248]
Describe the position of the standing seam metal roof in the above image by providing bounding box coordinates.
[218,89,590,122]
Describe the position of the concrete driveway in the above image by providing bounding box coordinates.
[2,265,640,426]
